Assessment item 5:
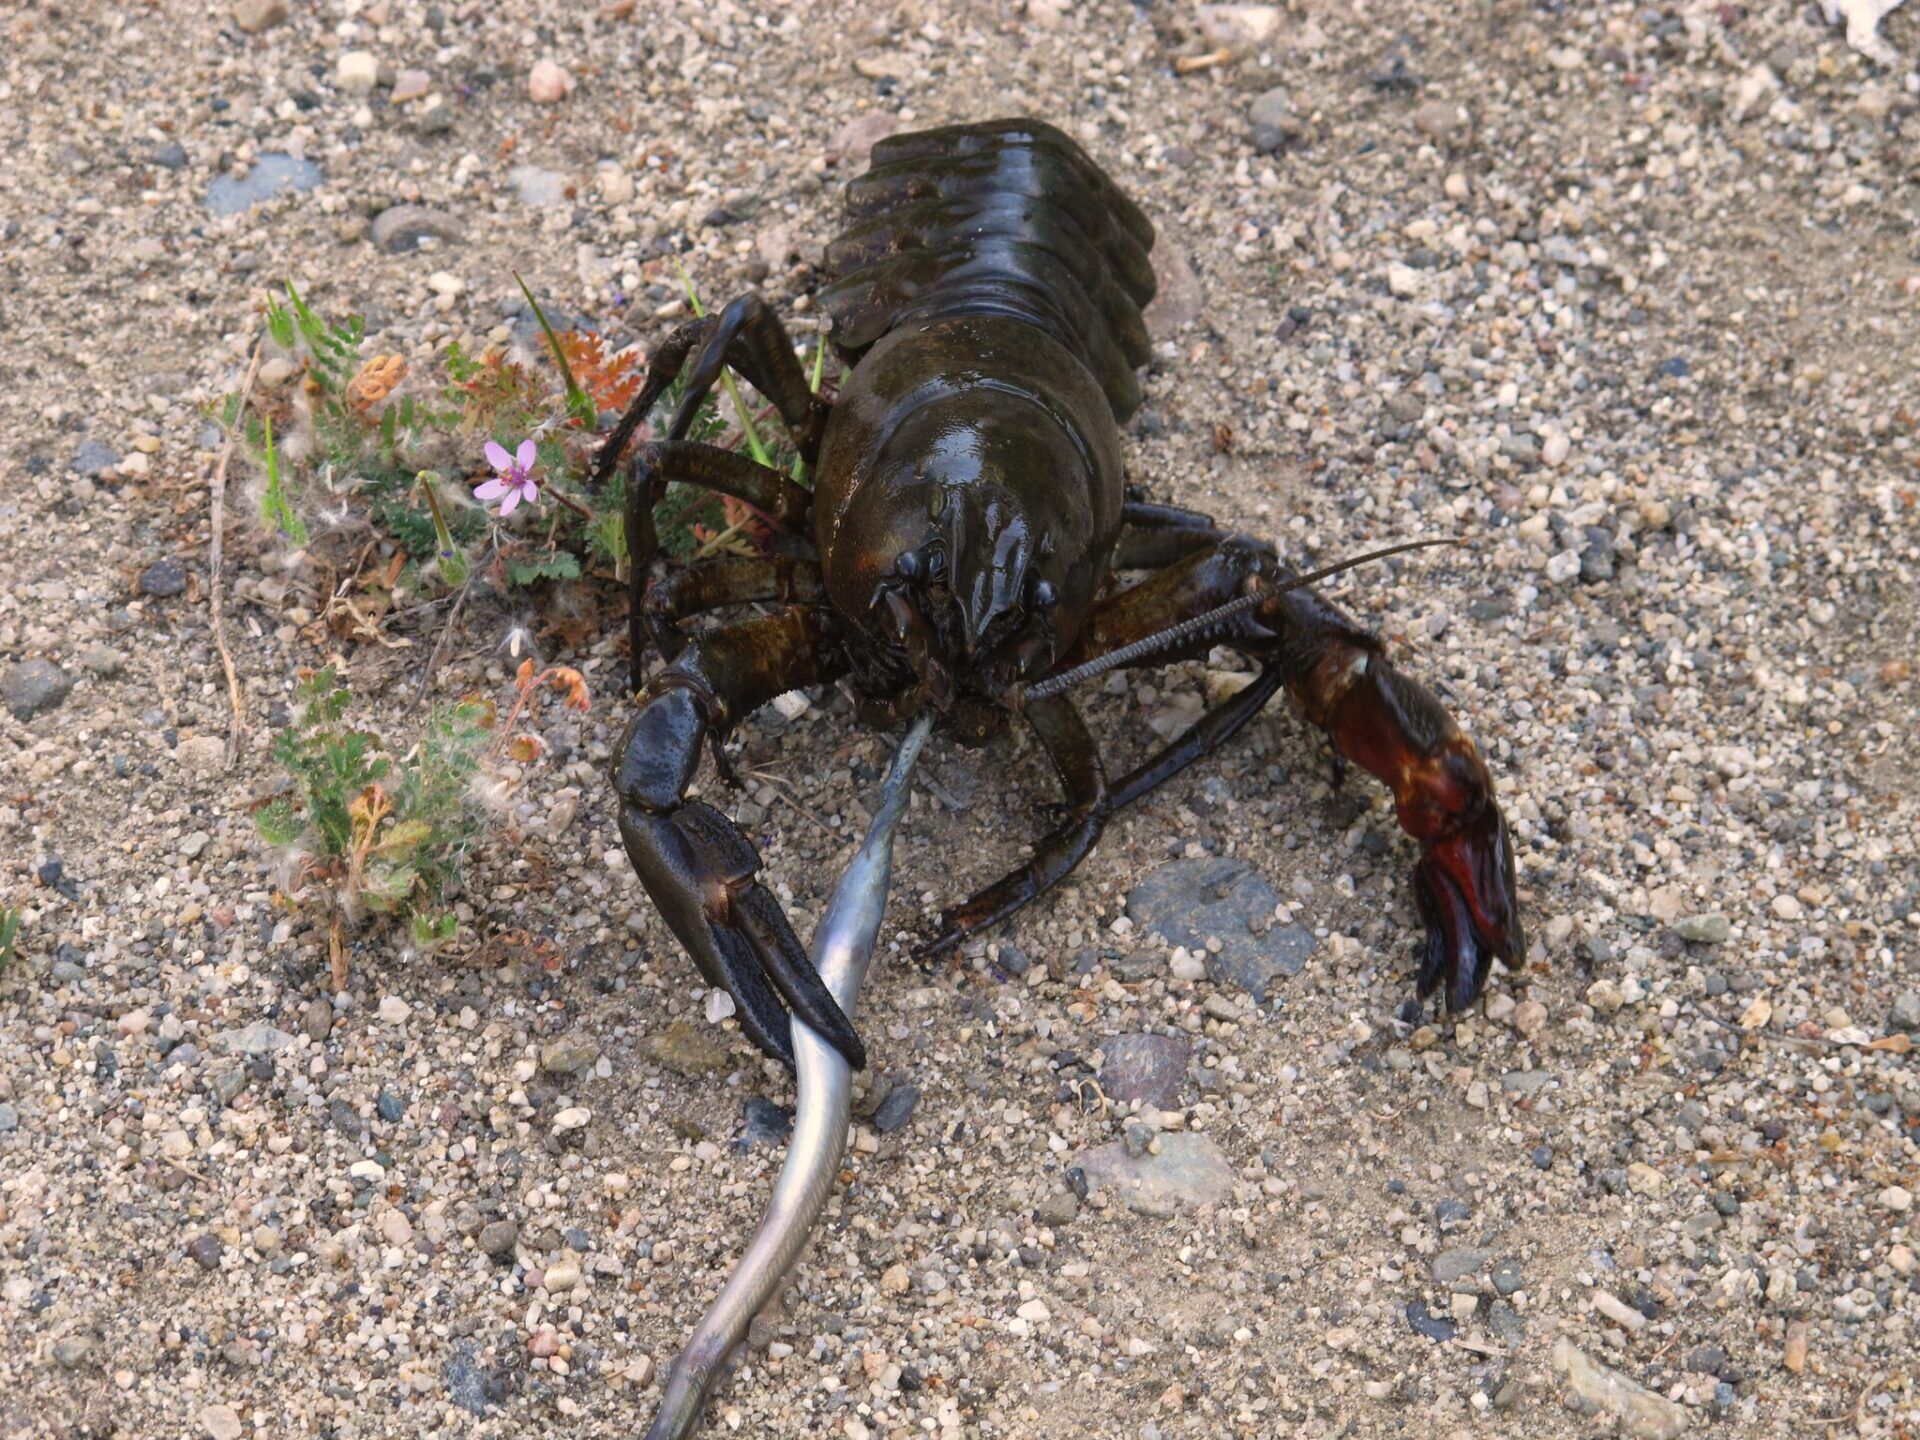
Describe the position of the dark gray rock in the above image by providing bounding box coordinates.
[738,1095,792,1149]
[371,204,467,253]
[377,1089,405,1123]
[1125,857,1315,1001]
[1097,1033,1189,1109]
[873,1083,920,1134]
[186,1233,223,1270]
[444,1340,491,1415]
[478,1219,519,1257]
[1492,1258,1524,1296]
[205,153,322,216]
[72,439,118,477]
[138,558,187,598]
[329,1097,367,1140]
[152,141,189,171]
[1891,991,1920,1032]
[1405,1300,1456,1341]
[3,660,73,721]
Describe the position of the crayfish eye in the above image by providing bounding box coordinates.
[1029,578,1058,610]
[894,548,924,581]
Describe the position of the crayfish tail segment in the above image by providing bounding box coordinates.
[1270,590,1524,1010]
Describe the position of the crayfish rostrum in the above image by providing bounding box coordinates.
[595,118,1525,1072]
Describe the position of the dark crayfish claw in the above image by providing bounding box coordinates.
[1412,795,1524,1013]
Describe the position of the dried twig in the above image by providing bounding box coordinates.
[210,341,263,768]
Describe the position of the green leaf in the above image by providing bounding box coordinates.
[258,416,309,547]
[0,906,21,973]
[253,798,303,846]
[514,272,595,425]
[410,911,458,948]
[266,300,296,351]
[506,551,582,586]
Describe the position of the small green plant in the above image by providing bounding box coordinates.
[255,663,590,987]
[0,906,19,973]
[215,273,835,605]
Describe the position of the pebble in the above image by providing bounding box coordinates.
[1432,1248,1488,1285]
[528,60,573,103]
[1125,857,1314,1002]
[215,1022,296,1056]
[1097,1033,1190,1109]
[828,111,899,168]
[231,0,287,33]
[1143,241,1203,336]
[377,995,410,1024]
[335,52,379,93]
[540,1035,599,1075]
[3,660,73,721]
[1879,1185,1913,1213]
[389,69,431,104]
[1552,1340,1688,1439]
[739,1096,792,1148]
[205,154,321,216]
[200,1404,243,1440]
[1412,99,1470,144]
[1403,1299,1457,1342]
[478,1220,519,1258]
[1889,992,1920,1032]
[186,1234,223,1270]
[1073,1133,1233,1217]
[71,439,118,477]
[0,1104,17,1133]
[1673,912,1731,944]
[872,1083,920,1134]
[1247,86,1298,152]
[152,141,189,171]
[642,1022,729,1076]
[79,644,122,677]
[301,998,332,1042]
[369,205,466,254]
[510,166,568,208]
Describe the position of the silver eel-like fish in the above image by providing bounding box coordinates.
[644,712,935,1440]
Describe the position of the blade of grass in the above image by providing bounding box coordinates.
[515,272,596,426]
[672,259,773,469]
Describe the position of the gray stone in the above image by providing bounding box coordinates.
[79,645,123,677]
[478,1219,519,1257]
[138,558,187,598]
[370,204,466,254]
[738,1095,792,1149]
[1405,1299,1456,1341]
[1552,1339,1690,1439]
[1673,912,1731,944]
[1247,86,1299,152]
[873,1083,920,1134]
[444,1340,490,1415]
[1890,991,1920,1032]
[205,153,322,216]
[1492,1258,1525,1296]
[1036,1190,1080,1227]
[71,439,118,477]
[186,1233,223,1270]
[206,1066,247,1108]
[539,1035,599,1075]
[3,661,73,721]
[0,1103,18,1132]
[376,1089,405,1123]
[52,1336,93,1369]
[1072,1132,1234,1217]
[1125,857,1314,1002]
[509,165,567,207]
[152,141,189,171]
[1501,1069,1554,1095]
[232,0,289,33]
[1098,1033,1190,1109]
[302,997,333,1042]
[1432,1247,1490,1285]
[215,1021,297,1056]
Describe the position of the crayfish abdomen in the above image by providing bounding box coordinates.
[600,117,1526,1073]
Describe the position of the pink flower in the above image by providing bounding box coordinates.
[475,439,540,516]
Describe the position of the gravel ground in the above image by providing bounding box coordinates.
[3,2,1918,1437]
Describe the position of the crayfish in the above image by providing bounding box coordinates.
[595,117,1525,1077]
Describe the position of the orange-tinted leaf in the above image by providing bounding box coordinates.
[347,354,408,411]
[555,330,644,410]
[506,734,543,763]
